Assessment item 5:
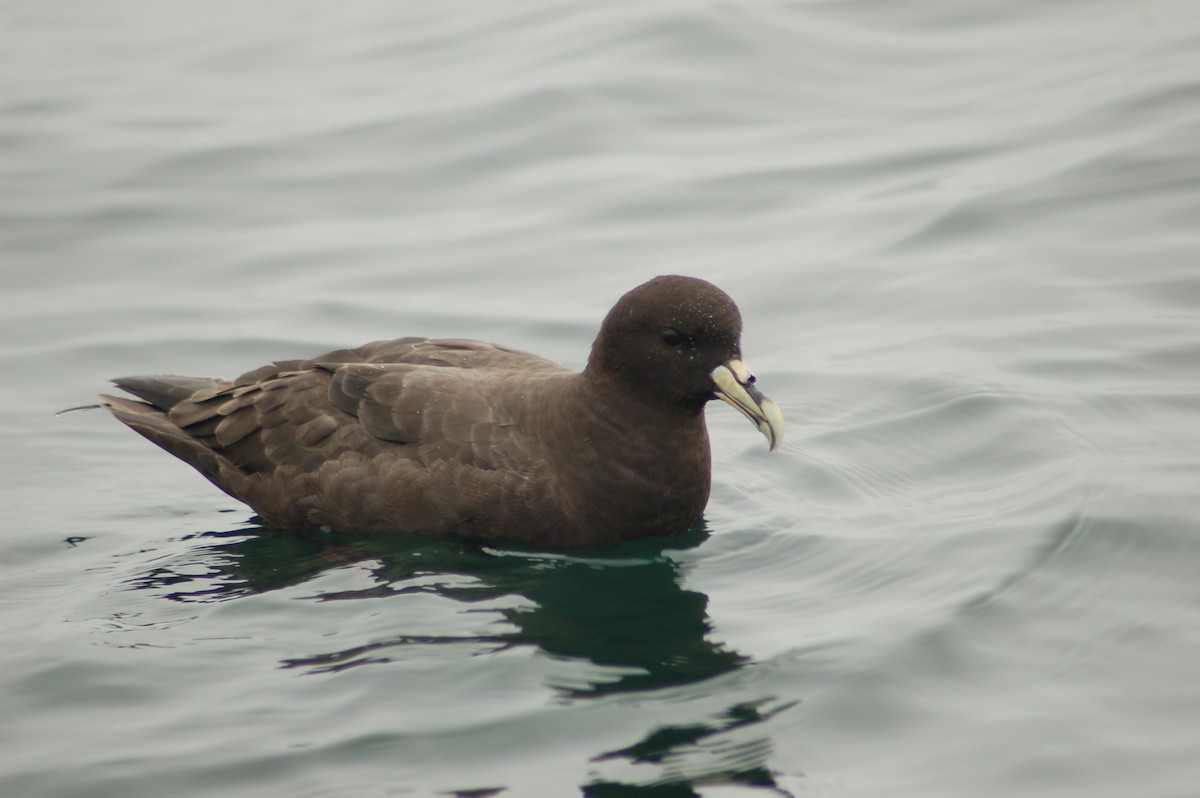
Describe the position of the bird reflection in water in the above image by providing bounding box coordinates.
[134,520,743,693]
[128,521,795,795]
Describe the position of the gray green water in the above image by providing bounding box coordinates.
[3,1,1200,796]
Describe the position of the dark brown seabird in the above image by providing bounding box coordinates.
[101,275,784,546]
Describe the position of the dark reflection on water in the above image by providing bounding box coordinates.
[129,520,746,698]
[586,698,799,798]
[127,521,796,794]
[126,523,801,792]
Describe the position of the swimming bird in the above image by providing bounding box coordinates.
[101,275,783,546]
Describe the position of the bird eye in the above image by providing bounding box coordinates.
[660,328,684,347]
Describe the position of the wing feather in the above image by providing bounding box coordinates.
[107,336,577,536]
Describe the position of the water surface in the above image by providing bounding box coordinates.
[3,1,1200,796]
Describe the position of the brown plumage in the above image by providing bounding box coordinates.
[102,275,783,546]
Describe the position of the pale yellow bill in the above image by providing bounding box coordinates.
[710,360,784,451]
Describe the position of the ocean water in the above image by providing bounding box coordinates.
[3,1,1200,795]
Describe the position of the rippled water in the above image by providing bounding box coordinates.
[4,1,1200,796]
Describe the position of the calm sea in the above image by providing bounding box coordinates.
[3,1,1199,796]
